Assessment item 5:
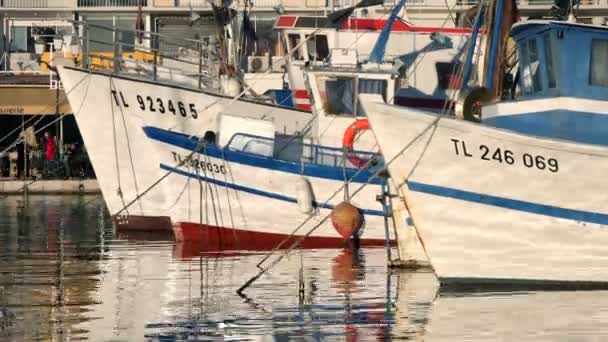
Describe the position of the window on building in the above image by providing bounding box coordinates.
[84,16,135,53]
[288,34,303,61]
[9,26,28,52]
[590,39,608,87]
[306,34,329,61]
[543,33,557,88]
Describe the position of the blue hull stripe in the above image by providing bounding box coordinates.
[408,181,608,225]
[161,164,385,217]
[145,126,382,185]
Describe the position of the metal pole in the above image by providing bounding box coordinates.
[198,40,203,89]
[486,0,505,90]
[22,116,25,180]
[83,24,89,69]
[153,35,158,81]
[380,179,393,263]
[57,80,62,158]
[114,31,122,73]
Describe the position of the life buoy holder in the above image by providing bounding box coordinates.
[342,119,371,169]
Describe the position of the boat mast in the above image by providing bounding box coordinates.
[368,0,407,64]
[460,5,484,90]
[483,0,518,97]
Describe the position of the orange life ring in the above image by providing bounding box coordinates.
[342,119,370,169]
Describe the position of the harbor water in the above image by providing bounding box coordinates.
[1,195,608,341]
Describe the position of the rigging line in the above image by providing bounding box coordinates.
[110,77,144,214]
[0,71,89,147]
[405,0,461,81]
[113,142,203,216]
[196,149,205,254]
[109,76,128,212]
[190,6,399,141]
[0,114,44,148]
[181,27,324,137]
[202,151,226,231]
[163,169,192,212]
[254,145,382,268]
[123,14,416,203]
[255,137,381,269]
[242,112,443,293]
[111,11,409,216]
[0,72,93,156]
[222,148,249,236]
[198,145,220,235]
[217,149,239,249]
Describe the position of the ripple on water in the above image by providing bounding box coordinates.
[2,195,608,341]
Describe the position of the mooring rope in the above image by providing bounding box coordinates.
[239,110,443,295]
[110,76,145,214]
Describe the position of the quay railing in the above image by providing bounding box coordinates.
[1,0,77,8]
[77,0,147,6]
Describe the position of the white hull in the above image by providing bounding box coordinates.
[362,94,608,284]
[58,66,312,218]
[58,67,400,247]
[144,126,392,244]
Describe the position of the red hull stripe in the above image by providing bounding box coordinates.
[293,89,309,98]
[173,222,392,253]
[276,15,297,28]
[296,103,312,111]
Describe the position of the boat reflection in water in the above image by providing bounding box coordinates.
[393,272,608,341]
[141,245,398,341]
[3,196,608,340]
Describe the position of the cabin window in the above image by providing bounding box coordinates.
[519,42,532,95]
[288,34,303,61]
[356,79,388,116]
[527,38,543,93]
[325,77,356,115]
[306,34,329,61]
[543,34,557,89]
[590,39,608,87]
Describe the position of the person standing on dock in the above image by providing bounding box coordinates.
[44,132,56,177]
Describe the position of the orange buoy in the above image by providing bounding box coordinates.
[331,201,363,240]
[342,119,370,169]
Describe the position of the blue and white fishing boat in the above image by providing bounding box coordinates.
[364,9,608,285]
[141,66,396,247]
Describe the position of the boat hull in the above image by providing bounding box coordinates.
[363,94,608,284]
[57,66,312,219]
[144,126,394,248]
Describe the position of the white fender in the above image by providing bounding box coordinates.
[295,176,315,214]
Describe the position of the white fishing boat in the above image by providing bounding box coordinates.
[57,1,479,249]
[363,16,608,284]
[141,67,394,247]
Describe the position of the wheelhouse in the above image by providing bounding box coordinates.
[513,20,608,100]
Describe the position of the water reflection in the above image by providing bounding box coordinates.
[3,195,608,341]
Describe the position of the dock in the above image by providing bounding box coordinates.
[0,179,100,194]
